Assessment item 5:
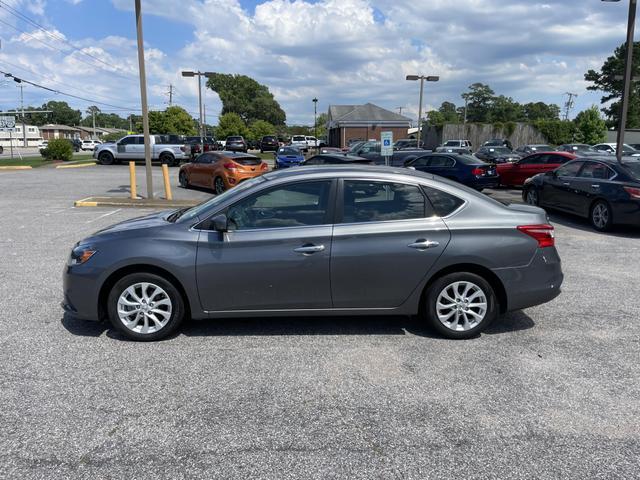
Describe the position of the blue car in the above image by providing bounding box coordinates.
[274,146,304,169]
[404,153,499,191]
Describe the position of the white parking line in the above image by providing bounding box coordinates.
[85,209,122,223]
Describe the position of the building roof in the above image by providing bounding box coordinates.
[328,103,411,126]
[40,124,80,131]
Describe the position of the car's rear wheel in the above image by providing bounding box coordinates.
[179,171,189,188]
[590,200,613,232]
[524,187,539,206]
[160,153,177,167]
[425,272,497,339]
[98,151,114,165]
[107,273,185,341]
[214,176,226,195]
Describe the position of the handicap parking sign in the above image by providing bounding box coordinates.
[381,131,393,156]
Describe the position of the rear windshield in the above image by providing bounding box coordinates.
[443,141,460,146]
[623,161,640,180]
[233,156,261,166]
[227,136,242,141]
[263,136,276,141]
[292,136,306,141]
[532,145,552,151]
[278,147,300,155]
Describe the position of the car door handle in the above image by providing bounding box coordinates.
[562,182,570,186]
[591,184,600,188]
[408,239,439,250]
[294,244,325,254]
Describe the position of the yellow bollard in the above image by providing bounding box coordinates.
[161,164,173,200]
[129,161,137,199]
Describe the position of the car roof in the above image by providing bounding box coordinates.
[217,151,259,158]
[574,155,638,164]
[309,154,368,161]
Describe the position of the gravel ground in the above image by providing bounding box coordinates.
[1,165,639,479]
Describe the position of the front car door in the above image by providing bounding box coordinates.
[540,160,584,210]
[196,180,336,312]
[331,179,451,308]
[513,154,546,185]
[189,153,213,187]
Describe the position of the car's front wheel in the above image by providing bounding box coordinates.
[107,273,185,341]
[98,151,114,165]
[425,272,498,339]
[179,171,189,188]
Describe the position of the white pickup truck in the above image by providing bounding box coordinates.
[93,134,189,166]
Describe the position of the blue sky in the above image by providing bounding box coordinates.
[0,0,633,126]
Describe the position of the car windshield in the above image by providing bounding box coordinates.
[444,141,460,146]
[622,160,640,179]
[531,145,552,151]
[292,136,306,141]
[622,144,638,153]
[572,144,595,151]
[175,175,268,223]
[490,147,511,154]
[278,147,300,155]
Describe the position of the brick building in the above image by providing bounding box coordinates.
[327,103,412,148]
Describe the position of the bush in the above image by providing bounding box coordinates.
[40,138,74,161]
[534,120,578,146]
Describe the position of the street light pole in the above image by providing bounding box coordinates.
[312,97,318,149]
[406,75,439,148]
[182,71,215,152]
[135,0,153,199]
[603,0,637,163]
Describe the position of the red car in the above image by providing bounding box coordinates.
[497,151,576,186]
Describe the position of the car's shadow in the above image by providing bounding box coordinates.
[547,211,640,239]
[61,310,535,340]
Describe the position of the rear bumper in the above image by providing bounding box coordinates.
[468,175,500,189]
[493,247,563,311]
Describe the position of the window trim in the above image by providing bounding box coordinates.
[420,184,467,219]
[577,161,618,181]
[555,160,585,178]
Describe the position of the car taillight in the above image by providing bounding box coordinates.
[223,162,237,170]
[471,167,486,176]
[623,186,640,199]
[260,162,268,170]
[517,224,555,248]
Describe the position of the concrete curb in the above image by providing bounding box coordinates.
[74,196,200,208]
[0,166,32,170]
[56,162,97,169]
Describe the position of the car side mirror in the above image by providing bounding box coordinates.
[210,214,228,232]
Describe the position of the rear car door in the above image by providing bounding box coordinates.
[514,154,546,185]
[571,161,617,217]
[196,180,335,311]
[427,156,456,180]
[331,179,451,308]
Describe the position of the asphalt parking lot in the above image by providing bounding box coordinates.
[1,164,639,479]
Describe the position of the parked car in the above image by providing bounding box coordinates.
[94,134,189,167]
[303,154,373,165]
[497,151,576,186]
[440,139,472,149]
[592,143,640,157]
[290,135,309,152]
[557,144,603,156]
[348,141,425,166]
[246,139,260,151]
[259,135,279,153]
[523,157,640,231]
[483,138,513,150]
[70,138,82,152]
[185,136,218,158]
[305,136,321,149]
[81,139,101,151]
[344,140,366,153]
[474,146,517,163]
[38,140,49,149]
[346,138,364,147]
[179,151,268,194]
[514,144,555,155]
[319,147,343,154]
[225,136,248,153]
[63,165,563,341]
[405,153,499,191]
[274,146,305,169]
[394,139,425,150]
[629,144,640,151]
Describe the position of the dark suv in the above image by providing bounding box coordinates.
[259,135,279,153]
[225,136,248,153]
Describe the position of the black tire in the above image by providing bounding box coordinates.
[98,151,114,165]
[524,186,539,206]
[425,272,498,339]
[160,153,174,166]
[590,200,613,232]
[0,146,3,154]
[107,272,185,341]
[179,171,189,188]
[214,176,226,195]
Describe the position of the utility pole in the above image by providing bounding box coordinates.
[397,107,403,115]
[19,83,26,147]
[313,97,318,147]
[166,84,174,106]
[135,0,153,199]
[563,92,578,121]
[92,108,96,139]
[182,71,215,149]
[203,103,207,137]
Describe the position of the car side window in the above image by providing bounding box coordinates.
[422,186,465,217]
[428,156,455,167]
[579,162,614,180]
[227,181,332,230]
[198,154,213,164]
[411,156,430,167]
[519,154,542,165]
[342,181,428,223]
[119,137,134,145]
[555,161,584,177]
[304,156,323,165]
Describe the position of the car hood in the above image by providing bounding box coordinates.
[88,210,171,239]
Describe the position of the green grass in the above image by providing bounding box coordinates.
[0,153,94,168]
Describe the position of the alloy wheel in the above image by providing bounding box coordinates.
[526,188,539,206]
[436,281,487,332]
[214,177,225,195]
[117,282,172,335]
[592,203,609,230]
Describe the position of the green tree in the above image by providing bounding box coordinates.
[207,73,286,125]
[35,101,81,126]
[216,112,248,139]
[489,96,524,122]
[574,106,607,144]
[248,119,276,141]
[314,112,328,138]
[534,119,577,145]
[438,101,460,123]
[461,83,495,122]
[523,102,560,122]
[142,106,196,135]
[426,110,445,126]
[585,41,640,128]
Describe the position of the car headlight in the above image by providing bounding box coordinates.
[69,245,96,265]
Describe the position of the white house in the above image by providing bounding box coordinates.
[0,124,42,147]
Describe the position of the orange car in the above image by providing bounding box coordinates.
[178,151,269,194]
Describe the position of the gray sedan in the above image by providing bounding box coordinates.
[63,166,563,341]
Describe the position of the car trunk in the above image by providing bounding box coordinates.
[233,157,262,166]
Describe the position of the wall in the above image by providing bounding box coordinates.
[606,130,640,144]
[423,123,548,150]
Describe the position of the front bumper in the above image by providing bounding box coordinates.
[62,264,102,321]
[493,247,563,311]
